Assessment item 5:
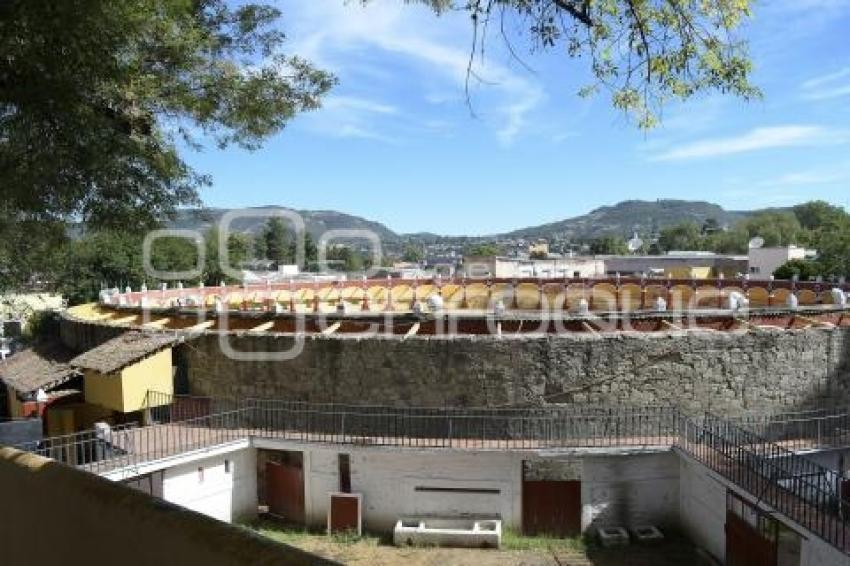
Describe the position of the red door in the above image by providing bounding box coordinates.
[522,480,582,537]
[266,458,305,524]
[726,512,777,566]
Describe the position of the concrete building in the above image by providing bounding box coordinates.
[463,255,605,279]
[748,246,817,277]
[601,252,748,279]
[8,396,850,566]
[528,239,549,258]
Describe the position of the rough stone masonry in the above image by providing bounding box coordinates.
[59,314,850,414]
[170,326,850,415]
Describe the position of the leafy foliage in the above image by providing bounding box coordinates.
[589,236,629,255]
[464,242,503,256]
[416,0,758,127]
[655,201,850,278]
[773,260,821,281]
[0,0,334,289]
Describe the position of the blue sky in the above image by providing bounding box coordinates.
[186,0,850,236]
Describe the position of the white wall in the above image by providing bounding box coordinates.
[301,446,523,532]
[749,247,809,277]
[678,450,848,566]
[678,452,728,563]
[256,440,679,535]
[161,447,257,524]
[801,534,850,566]
[582,452,680,532]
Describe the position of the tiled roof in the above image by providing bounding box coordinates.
[70,332,180,374]
[0,341,79,395]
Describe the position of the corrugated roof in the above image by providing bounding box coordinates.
[0,341,79,395]
[70,332,180,375]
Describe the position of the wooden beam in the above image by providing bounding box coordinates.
[108,315,138,325]
[661,320,681,331]
[143,318,171,328]
[185,320,216,332]
[581,321,598,335]
[403,322,421,340]
[248,321,275,333]
[734,318,763,333]
[794,315,834,328]
[322,321,342,335]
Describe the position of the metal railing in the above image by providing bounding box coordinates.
[730,409,850,452]
[678,414,849,553]
[13,392,850,554]
[243,399,679,449]
[14,422,139,473]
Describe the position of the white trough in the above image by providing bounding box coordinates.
[393,518,502,549]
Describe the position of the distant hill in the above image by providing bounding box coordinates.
[168,200,781,244]
[169,206,400,242]
[502,200,753,240]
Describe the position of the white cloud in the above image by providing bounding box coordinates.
[801,67,850,100]
[323,96,398,116]
[282,0,544,145]
[652,125,846,161]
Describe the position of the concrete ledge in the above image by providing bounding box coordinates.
[0,447,333,566]
[393,518,502,549]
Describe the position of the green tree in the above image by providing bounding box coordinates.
[56,231,146,304]
[262,218,291,264]
[739,212,803,247]
[589,236,629,255]
[416,0,758,128]
[657,222,704,252]
[0,1,333,231]
[774,260,821,281]
[327,245,364,273]
[203,228,251,285]
[464,243,502,257]
[793,201,848,231]
[300,232,319,272]
[402,244,425,263]
[702,218,721,235]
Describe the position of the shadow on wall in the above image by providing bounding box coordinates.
[800,327,850,409]
[0,447,334,566]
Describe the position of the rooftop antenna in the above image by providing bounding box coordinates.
[748,237,765,250]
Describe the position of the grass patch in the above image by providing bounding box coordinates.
[245,518,589,556]
[501,529,586,553]
[242,518,383,547]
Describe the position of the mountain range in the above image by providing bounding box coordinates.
[169,200,771,243]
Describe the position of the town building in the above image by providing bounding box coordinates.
[601,252,748,279]
[748,245,817,277]
[463,255,605,279]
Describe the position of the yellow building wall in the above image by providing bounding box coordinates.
[665,266,713,279]
[84,369,124,412]
[120,348,173,412]
[45,403,114,435]
[6,385,24,418]
[84,349,173,413]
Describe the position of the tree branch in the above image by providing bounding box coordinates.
[551,0,593,27]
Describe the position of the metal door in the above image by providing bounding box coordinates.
[266,457,305,524]
[522,480,582,537]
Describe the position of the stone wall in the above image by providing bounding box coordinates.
[59,314,850,414]
[178,327,850,414]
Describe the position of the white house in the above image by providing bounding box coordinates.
[748,246,817,278]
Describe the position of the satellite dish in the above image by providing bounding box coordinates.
[748,237,765,250]
[627,237,644,253]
